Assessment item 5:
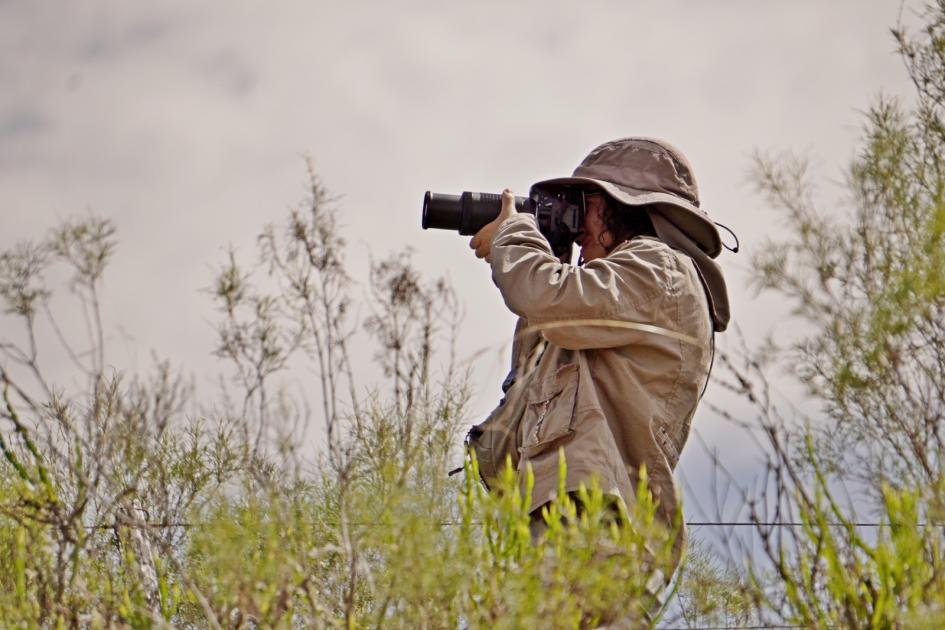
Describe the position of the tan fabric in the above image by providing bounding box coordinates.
[488,212,713,566]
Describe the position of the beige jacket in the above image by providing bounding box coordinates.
[489,213,712,538]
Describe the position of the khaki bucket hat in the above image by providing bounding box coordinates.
[531,137,722,258]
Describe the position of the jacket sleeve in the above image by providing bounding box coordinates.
[489,213,676,350]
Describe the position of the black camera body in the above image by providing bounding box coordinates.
[421,188,586,257]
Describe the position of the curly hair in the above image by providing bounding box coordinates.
[595,194,657,252]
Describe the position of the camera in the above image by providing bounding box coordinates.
[421,187,586,257]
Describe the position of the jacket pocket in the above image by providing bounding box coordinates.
[466,380,528,489]
[519,363,579,459]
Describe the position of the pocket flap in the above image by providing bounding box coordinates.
[520,363,579,459]
[533,363,579,403]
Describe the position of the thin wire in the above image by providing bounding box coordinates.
[93,520,945,530]
[678,628,806,630]
[686,521,943,528]
[326,519,945,531]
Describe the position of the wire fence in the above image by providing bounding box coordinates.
[95,518,944,530]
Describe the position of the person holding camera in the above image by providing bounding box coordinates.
[468,137,730,602]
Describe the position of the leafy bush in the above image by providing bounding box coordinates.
[0,160,677,628]
[701,3,945,627]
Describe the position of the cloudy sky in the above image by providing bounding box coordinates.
[0,1,920,519]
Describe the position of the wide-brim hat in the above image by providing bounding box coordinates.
[531,137,721,258]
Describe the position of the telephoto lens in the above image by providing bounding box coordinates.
[421,188,585,258]
[422,191,531,236]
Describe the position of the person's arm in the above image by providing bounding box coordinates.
[469,190,683,350]
[490,219,679,351]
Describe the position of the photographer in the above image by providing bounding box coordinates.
[468,138,729,595]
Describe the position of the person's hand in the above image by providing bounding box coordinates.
[469,188,517,263]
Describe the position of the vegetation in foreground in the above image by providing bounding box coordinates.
[1,3,945,627]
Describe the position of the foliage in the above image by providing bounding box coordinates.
[4,4,943,626]
[673,537,754,628]
[749,1,945,493]
[0,158,679,628]
[457,457,677,629]
[698,3,945,627]
[711,347,945,627]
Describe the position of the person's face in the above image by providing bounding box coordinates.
[576,193,613,263]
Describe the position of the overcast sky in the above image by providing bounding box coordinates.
[0,1,921,520]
